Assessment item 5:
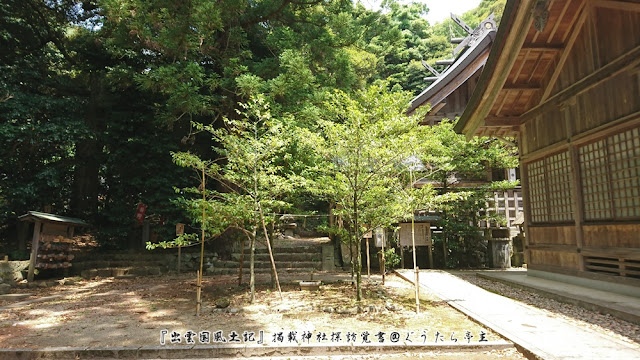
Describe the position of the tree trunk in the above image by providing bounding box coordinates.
[259,203,282,298]
[249,231,256,303]
[366,236,370,279]
[349,232,354,280]
[356,236,362,302]
[354,194,362,302]
[329,202,342,267]
[72,72,105,223]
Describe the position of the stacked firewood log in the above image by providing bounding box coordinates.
[36,235,74,269]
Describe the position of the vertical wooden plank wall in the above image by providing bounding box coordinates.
[520,4,640,280]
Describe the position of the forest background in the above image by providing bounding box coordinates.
[0,0,511,266]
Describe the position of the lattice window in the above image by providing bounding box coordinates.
[579,127,640,221]
[528,159,548,223]
[526,151,574,224]
[580,140,613,220]
[547,152,574,222]
[609,128,640,219]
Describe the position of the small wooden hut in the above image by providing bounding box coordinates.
[455,0,640,285]
[19,211,88,281]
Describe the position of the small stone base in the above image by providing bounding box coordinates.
[299,280,321,291]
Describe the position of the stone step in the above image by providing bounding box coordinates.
[73,252,174,263]
[80,266,162,279]
[231,252,322,262]
[72,260,169,271]
[245,246,322,255]
[214,260,321,270]
[209,267,317,276]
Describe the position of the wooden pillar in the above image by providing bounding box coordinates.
[27,221,42,282]
[570,145,586,271]
[427,224,433,269]
[521,160,532,266]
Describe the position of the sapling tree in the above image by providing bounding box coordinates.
[310,83,432,301]
[150,96,294,303]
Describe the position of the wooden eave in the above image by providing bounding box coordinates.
[408,27,496,116]
[18,211,88,227]
[456,0,640,138]
[455,0,537,138]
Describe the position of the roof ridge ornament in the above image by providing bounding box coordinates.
[533,0,550,32]
[422,14,497,82]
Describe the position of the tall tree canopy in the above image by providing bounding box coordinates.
[0,0,510,255]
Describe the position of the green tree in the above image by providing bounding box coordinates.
[157,96,295,302]
[0,0,89,237]
[311,83,431,301]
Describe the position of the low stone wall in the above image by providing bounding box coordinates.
[0,260,30,293]
[172,252,220,274]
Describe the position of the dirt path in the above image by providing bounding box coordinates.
[0,272,524,359]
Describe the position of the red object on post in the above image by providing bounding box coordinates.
[135,203,147,224]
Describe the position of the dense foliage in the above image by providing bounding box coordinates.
[1,0,514,276]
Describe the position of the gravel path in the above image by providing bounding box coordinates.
[452,272,640,346]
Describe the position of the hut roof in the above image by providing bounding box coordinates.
[19,211,88,227]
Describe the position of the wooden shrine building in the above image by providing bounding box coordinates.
[455,0,640,285]
[408,15,498,124]
[409,14,524,231]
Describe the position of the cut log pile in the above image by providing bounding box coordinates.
[36,235,74,269]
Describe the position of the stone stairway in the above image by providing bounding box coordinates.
[70,238,330,279]
[210,242,324,275]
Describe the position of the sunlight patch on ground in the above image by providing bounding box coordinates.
[19,309,74,329]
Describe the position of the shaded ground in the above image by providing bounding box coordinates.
[0,272,524,359]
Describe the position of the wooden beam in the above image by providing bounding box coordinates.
[27,221,41,282]
[511,48,532,87]
[540,2,589,102]
[428,101,447,114]
[484,117,523,127]
[521,43,564,52]
[521,139,570,163]
[494,88,511,116]
[571,110,640,145]
[522,111,640,163]
[503,84,542,90]
[527,244,578,253]
[547,0,572,43]
[522,43,640,123]
[526,52,546,84]
[419,115,445,126]
[427,48,491,110]
[462,0,538,137]
[594,0,640,12]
